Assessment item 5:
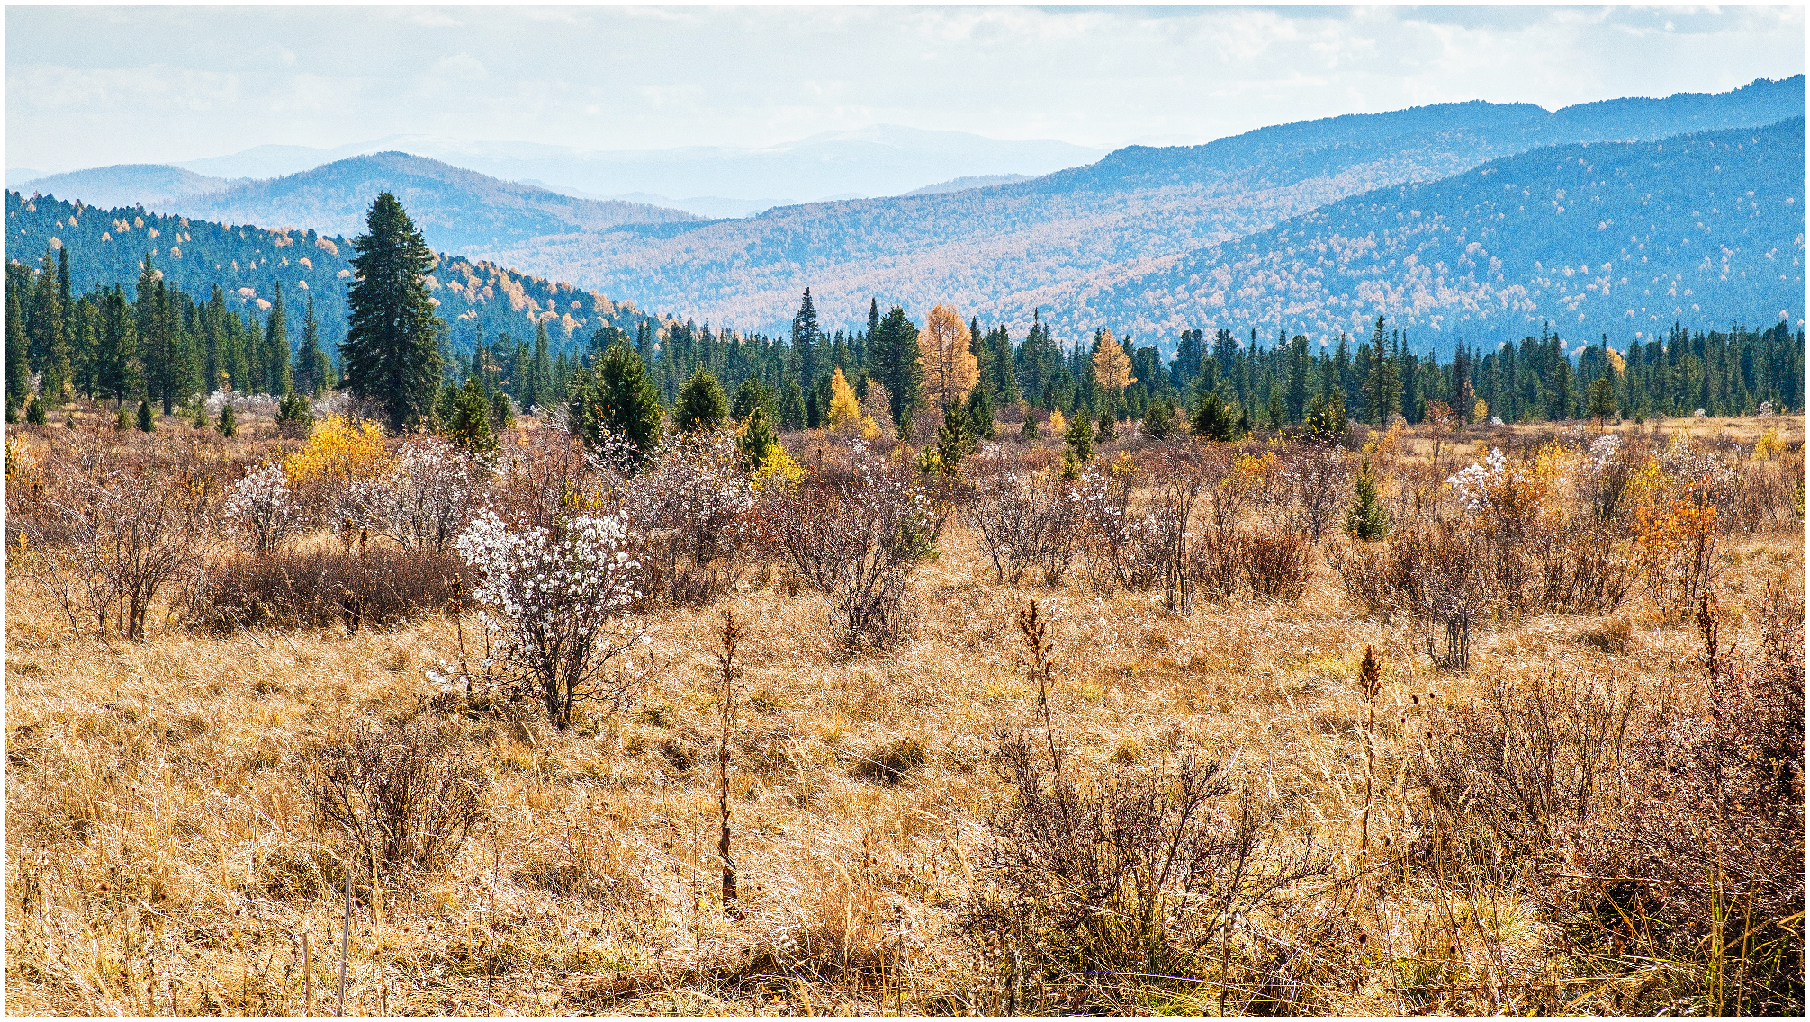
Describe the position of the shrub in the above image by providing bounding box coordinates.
[770,443,945,649]
[274,391,313,439]
[625,429,757,606]
[1546,600,1804,1016]
[1237,527,1311,601]
[344,435,481,551]
[675,368,729,434]
[222,462,302,555]
[849,737,926,784]
[196,547,466,632]
[310,712,489,879]
[451,507,644,729]
[962,453,1082,586]
[25,427,217,640]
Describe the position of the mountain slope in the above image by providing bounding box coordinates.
[1066,119,1805,350]
[14,164,236,212]
[5,190,656,357]
[165,153,701,254]
[478,77,1803,335]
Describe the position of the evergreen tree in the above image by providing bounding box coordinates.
[738,404,779,467]
[25,394,47,425]
[264,280,292,395]
[5,286,31,408]
[791,288,821,389]
[868,305,923,434]
[1190,390,1236,441]
[1586,375,1617,422]
[1362,318,1401,424]
[569,340,662,467]
[444,377,497,453]
[1141,397,1178,439]
[136,398,154,432]
[1063,410,1094,463]
[732,376,777,424]
[275,391,313,439]
[1345,459,1389,541]
[776,376,807,430]
[341,193,445,431]
[218,401,236,437]
[675,368,729,433]
[1286,334,1310,422]
[293,294,331,395]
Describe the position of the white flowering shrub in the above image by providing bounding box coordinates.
[1447,447,1508,514]
[345,436,481,551]
[622,429,757,605]
[961,449,1082,586]
[447,509,645,729]
[223,462,301,555]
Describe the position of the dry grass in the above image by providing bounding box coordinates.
[4,414,1803,1016]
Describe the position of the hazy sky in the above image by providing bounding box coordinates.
[7,4,1805,172]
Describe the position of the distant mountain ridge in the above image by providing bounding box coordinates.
[478,76,1803,338]
[1062,118,1806,350]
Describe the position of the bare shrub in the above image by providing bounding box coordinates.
[1547,602,1804,1016]
[310,713,489,879]
[770,443,945,649]
[625,429,756,606]
[344,435,482,551]
[1237,526,1311,601]
[222,463,301,555]
[196,548,466,632]
[1415,670,1636,869]
[25,427,219,640]
[1283,440,1350,542]
[962,451,1081,586]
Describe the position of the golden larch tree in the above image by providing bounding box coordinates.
[826,368,876,436]
[1092,329,1135,395]
[919,303,978,408]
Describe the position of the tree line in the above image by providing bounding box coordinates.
[9,191,1801,436]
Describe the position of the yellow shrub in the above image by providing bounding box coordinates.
[751,445,804,493]
[284,416,390,487]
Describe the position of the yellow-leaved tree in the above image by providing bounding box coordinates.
[919,303,978,408]
[1092,329,1135,395]
[284,415,390,488]
[1047,408,1067,437]
[826,368,877,437]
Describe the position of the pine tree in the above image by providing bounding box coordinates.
[1190,390,1235,441]
[1141,397,1178,439]
[869,305,924,434]
[1345,459,1389,541]
[218,401,236,438]
[444,377,496,453]
[675,368,729,433]
[738,404,779,467]
[293,294,331,395]
[136,398,154,432]
[1063,410,1094,462]
[264,281,292,395]
[341,193,445,431]
[275,391,314,439]
[5,286,32,408]
[791,288,821,389]
[569,340,662,467]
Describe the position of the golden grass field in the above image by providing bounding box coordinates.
[5,412,1803,1016]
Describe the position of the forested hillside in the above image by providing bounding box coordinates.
[482,77,1802,335]
[9,164,236,211]
[5,190,660,365]
[1067,118,1806,349]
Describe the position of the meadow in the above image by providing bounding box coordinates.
[4,402,1802,1016]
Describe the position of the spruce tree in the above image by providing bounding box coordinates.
[5,287,31,409]
[569,340,662,468]
[218,401,236,438]
[445,377,496,453]
[791,288,821,389]
[1346,459,1389,541]
[1190,390,1235,441]
[25,395,46,425]
[738,404,778,467]
[264,281,292,396]
[868,305,923,434]
[675,368,729,433]
[136,399,154,432]
[293,294,331,395]
[341,193,445,431]
[1141,397,1178,440]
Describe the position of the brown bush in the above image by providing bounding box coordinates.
[310,712,489,879]
[1547,601,1804,1015]
[196,547,466,632]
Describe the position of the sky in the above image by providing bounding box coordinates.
[5,4,1806,173]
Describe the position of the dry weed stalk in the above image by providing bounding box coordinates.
[1358,644,1384,852]
[716,608,742,919]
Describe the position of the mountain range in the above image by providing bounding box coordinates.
[8,77,1804,355]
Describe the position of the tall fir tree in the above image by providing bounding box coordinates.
[341,193,445,431]
[292,294,331,395]
[264,280,292,395]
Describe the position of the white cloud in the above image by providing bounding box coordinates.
[4,5,1802,171]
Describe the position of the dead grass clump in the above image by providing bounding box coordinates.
[197,547,465,632]
[309,712,490,880]
[849,737,927,784]
[1579,615,1633,655]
